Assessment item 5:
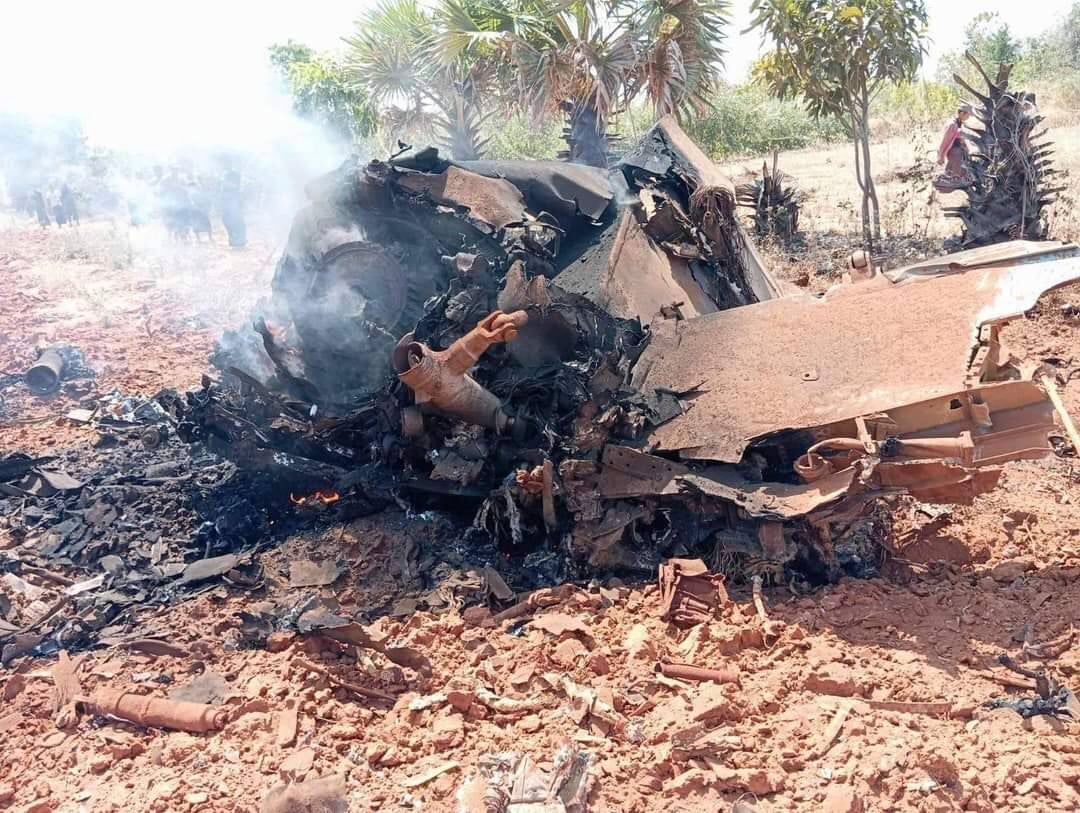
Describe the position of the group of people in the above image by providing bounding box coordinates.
[27,181,79,228]
[15,165,247,249]
[144,167,247,247]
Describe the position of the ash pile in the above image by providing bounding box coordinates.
[0,384,331,662]
[182,117,1080,588]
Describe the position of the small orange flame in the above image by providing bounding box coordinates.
[289,490,341,506]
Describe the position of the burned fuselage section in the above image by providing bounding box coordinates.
[179,119,1080,584]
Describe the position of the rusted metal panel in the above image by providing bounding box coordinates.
[875,460,1003,504]
[680,466,861,520]
[598,444,686,498]
[584,209,719,321]
[598,444,859,519]
[637,247,1080,463]
[455,159,615,221]
[651,116,786,303]
[397,165,526,230]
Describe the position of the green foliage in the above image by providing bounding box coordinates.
[269,41,378,143]
[682,85,845,159]
[936,13,1019,86]
[749,0,929,242]
[870,80,959,132]
[478,88,845,162]
[345,0,496,159]
[433,0,732,164]
[1039,1,1080,72]
[749,0,929,123]
[938,6,1080,93]
[966,13,1021,65]
[269,41,316,72]
[482,112,564,159]
[344,0,434,106]
[630,0,731,116]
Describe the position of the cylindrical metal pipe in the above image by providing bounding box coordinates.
[25,349,65,394]
[86,688,228,733]
[894,433,975,465]
[658,661,740,685]
[398,344,508,431]
[393,311,528,433]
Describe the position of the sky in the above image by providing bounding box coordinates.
[726,0,1077,80]
[1,0,1076,140]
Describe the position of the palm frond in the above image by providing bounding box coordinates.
[627,0,730,117]
[430,0,514,67]
[344,0,435,104]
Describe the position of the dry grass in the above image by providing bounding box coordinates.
[722,122,1080,249]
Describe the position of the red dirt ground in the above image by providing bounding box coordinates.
[1,218,1080,813]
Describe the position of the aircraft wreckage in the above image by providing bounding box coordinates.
[174,117,1080,583]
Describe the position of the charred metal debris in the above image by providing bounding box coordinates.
[174,117,1080,585]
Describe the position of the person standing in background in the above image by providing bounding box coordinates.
[159,167,189,240]
[937,103,974,180]
[189,177,214,242]
[47,183,67,226]
[61,180,80,227]
[220,169,247,248]
[30,188,50,227]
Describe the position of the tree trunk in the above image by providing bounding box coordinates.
[859,93,881,245]
[559,101,612,168]
[851,107,876,253]
[427,81,489,162]
[853,134,871,245]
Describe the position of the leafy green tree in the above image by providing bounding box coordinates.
[937,13,1021,85]
[269,41,317,71]
[433,0,731,167]
[750,0,928,246]
[269,41,379,143]
[1015,2,1080,77]
[965,13,1020,66]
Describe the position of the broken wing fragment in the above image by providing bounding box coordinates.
[637,246,1080,465]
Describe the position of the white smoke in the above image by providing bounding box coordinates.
[0,2,369,227]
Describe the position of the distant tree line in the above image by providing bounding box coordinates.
[938,5,1080,87]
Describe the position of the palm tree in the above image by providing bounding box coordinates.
[628,0,731,118]
[345,0,496,160]
[431,0,731,167]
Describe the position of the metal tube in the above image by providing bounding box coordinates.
[25,349,65,394]
[658,661,740,685]
[398,343,508,431]
[86,688,228,732]
[393,310,528,432]
[894,432,975,465]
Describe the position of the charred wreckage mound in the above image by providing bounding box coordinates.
[167,117,1080,591]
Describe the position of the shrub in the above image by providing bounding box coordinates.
[1030,70,1080,125]
[483,113,564,161]
[681,84,845,160]
[871,81,960,137]
[480,85,848,162]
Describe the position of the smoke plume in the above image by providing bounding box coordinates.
[0,3,361,230]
